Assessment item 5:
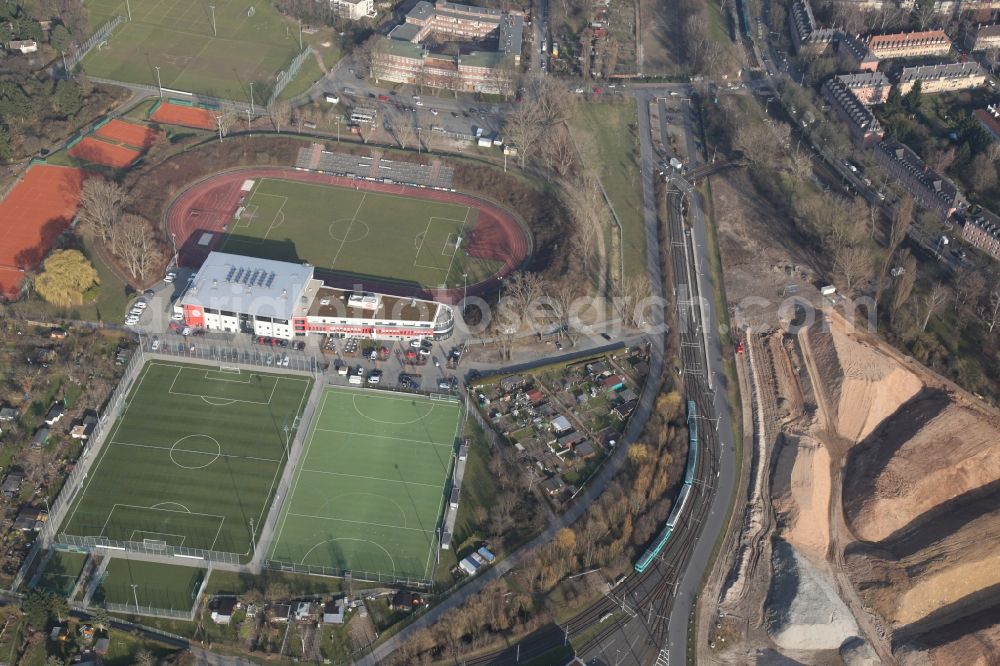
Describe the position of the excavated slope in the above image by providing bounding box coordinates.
[843,390,1000,543]
[806,314,922,443]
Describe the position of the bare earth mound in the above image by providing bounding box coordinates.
[805,314,922,443]
[843,392,1000,543]
[845,498,1000,627]
[772,434,831,565]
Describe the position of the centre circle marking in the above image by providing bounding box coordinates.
[328,218,371,243]
[170,434,222,469]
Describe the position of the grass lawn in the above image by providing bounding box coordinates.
[269,387,462,583]
[61,361,312,559]
[35,551,88,596]
[94,560,204,612]
[222,177,500,289]
[278,56,323,102]
[572,101,645,278]
[81,0,310,100]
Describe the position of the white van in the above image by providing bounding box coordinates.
[337,363,349,376]
[348,374,363,385]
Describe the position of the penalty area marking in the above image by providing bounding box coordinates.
[298,537,397,575]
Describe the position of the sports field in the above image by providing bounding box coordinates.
[221,177,501,289]
[81,0,304,100]
[94,559,205,612]
[269,388,462,583]
[0,165,83,299]
[61,361,312,560]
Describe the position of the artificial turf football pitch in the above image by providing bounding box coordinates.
[269,387,462,583]
[221,177,502,290]
[81,0,304,100]
[60,361,312,560]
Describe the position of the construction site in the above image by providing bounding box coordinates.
[699,170,1000,665]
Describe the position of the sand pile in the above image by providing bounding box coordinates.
[845,497,1000,628]
[772,434,831,565]
[843,390,1000,543]
[805,314,922,443]
[766,539,859,651]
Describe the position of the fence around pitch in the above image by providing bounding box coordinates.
[64,15,127,73]
[53,534,243,566]
[264,560,431,589]
[268,46,314,107]
[11,343,147,591]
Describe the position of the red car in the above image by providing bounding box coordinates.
[378,94,390,102]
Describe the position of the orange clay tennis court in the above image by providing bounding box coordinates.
[69,137,142,168]
[150,102,216,130]
[95,119,159,149]
[0,165,84,299]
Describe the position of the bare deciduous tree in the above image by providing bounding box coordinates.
[111,215,165,280]
[920,282,950,332]
[890,250,917,325]
[979,288,1000,334]
[833,244,873,297]
[268,100,292,133]
[78,177,128,243]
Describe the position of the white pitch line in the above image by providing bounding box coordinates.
[286,512,435,534]
[311,427,454,448]
[299,468,442,488]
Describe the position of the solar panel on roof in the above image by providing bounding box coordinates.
[266,273,275,287]
[234,268,245,283]
[226,267,236,282]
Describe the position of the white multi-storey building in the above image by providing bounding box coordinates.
[175,252,454,340]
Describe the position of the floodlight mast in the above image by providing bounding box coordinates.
[209,5,217,36]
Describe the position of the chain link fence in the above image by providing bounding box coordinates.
[63,15,127,74]
[263,560,431,589]
[150,339,325,374]
[11,344,147,591]
[268,47,314,107]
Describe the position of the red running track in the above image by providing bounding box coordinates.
[163,166,531,304]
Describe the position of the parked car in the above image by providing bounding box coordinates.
[368,369,382,384]
[151,336,160,351]
[164,271,176,283]
[171,312,184,321]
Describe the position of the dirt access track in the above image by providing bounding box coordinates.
[164,166,532,304]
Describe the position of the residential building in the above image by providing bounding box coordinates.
[44,402,65,426]
[0,407,17,422]
[874,139,965,218]
[70,413,98,440]
[897,62,986,94]
[175,251,454,341]
[330,0,374,20]
[975,105,1000,141]
[837,71,892,104]
[322,599,346,624]
[962,214,1000,260]
[373,0,523,94]
[867,29,951,59]
[391,590,424,611]
[789,0,837,55]
[541,475,566,496]
[7,39,37,54]
[822,77,885,147]
[33,427,49,447]
[1,470,24,498]
[211,598,237,624]
[840,34,880,72]
[963,23,1000,51]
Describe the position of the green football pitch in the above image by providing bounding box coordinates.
[60,361,312,560]
[95,559,205,612]
[220,177,502,290]
[268,387,462,583]
[81,0,305,100]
